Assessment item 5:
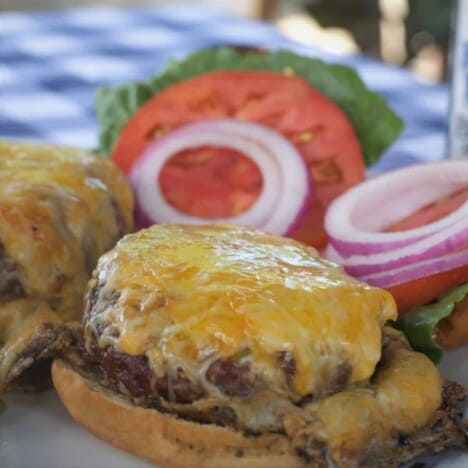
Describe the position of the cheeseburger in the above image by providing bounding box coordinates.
[0,141,133,393]
[53,224,467,467]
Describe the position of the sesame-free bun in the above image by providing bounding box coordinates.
[51,360,301,468]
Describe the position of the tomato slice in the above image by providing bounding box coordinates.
[387,265,468,314]
[159,147,262,219]
[112,71,365,247]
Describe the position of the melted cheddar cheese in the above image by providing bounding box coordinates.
[0,299,62,386]
[87,224,396,397]
[0,141,134,391]
[0,141,133,321]
[299,330,442,457]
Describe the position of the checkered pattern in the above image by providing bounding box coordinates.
[0,4,448,172]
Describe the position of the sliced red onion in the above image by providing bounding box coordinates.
[323,244,345,264]
[344,216,468,276]
[324,160,468,293]
[360,249,468,288]
[129,119,312,235]
[325,161,468,256]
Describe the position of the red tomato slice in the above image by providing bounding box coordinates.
[159,147,262,219]
[112,71,365,247]
[387,265,468,314]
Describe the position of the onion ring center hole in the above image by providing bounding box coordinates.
[158,146,263,219]
[384,186,468,232]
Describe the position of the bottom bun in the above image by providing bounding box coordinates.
[51,360,302,468]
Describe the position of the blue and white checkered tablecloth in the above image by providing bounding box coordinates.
[0,4,449,172]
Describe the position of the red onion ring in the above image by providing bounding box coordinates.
[129,119,312,235]
[324,160,468,291]
[325,161,468,255]
[360,249,468,288]
[344,216,468,276]
[324,244,345,264]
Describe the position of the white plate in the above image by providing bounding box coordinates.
[1,347,467,468]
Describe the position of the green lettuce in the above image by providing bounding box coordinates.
[95,47,404,164]
[394,283,468,364]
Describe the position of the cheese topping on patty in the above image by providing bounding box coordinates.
[87,224,396,397]
[0,141,133,320]
[0,141,134,391]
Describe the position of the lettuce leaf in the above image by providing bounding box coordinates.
[95,47,404,164]
[394,283,468,364]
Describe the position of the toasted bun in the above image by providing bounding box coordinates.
[52,360,302,468]
[435,295,468,349]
